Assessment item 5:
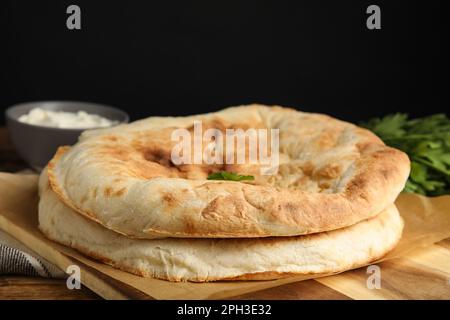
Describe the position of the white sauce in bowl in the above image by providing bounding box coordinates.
[18,108,119,129]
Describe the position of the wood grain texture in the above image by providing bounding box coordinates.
[231,280,350,300]
[315,239,450,300]
[0,276,99,300]
[317,255,450,300]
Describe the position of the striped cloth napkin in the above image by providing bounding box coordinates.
[0,229,65,278]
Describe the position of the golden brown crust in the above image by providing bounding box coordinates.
[47,105,410,238]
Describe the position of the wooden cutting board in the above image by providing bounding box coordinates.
[240,240,450,299]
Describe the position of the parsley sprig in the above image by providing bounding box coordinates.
[207,172,255,182]
[361,113,450,196]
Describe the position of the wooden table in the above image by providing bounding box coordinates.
[1,127,449,300]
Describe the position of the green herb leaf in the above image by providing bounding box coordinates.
[207,172,255,181]
[361,113,450,196]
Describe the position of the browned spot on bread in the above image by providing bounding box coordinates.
[319,181,331,189]
[356,142,372,154]
[98,147,131,162]
[187,118,262,137]
[316,128,341,149]
[104,187,113,197]
[142,146,174,167]
[187,118,228,133]
[380,169,392,179]
[201,197,221,219]
[201,195,247,222]
[345,175,369,198]
[103,186,126,197]
[294,175,310,186]
[103,135,119,142]
[314,164,342,179]
[372,147,398,159]
[182,218,197,234]
[283,202,298,214]
[301,162,315,176]
[161,192,178,207]
[114,187,127,197]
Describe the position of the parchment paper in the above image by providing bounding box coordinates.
[0,172,449,299]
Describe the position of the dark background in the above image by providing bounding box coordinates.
[2,0,449,124]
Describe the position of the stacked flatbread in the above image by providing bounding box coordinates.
[38,105,410,282]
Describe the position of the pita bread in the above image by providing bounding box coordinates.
[47,105,410,238]
[39,170,403,282]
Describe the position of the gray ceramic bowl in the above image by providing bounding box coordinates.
[5,101,129,171]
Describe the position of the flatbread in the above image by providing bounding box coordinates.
[39,170,404,282]
[47,105,410,238]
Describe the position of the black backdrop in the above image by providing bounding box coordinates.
[2,0,449,124]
